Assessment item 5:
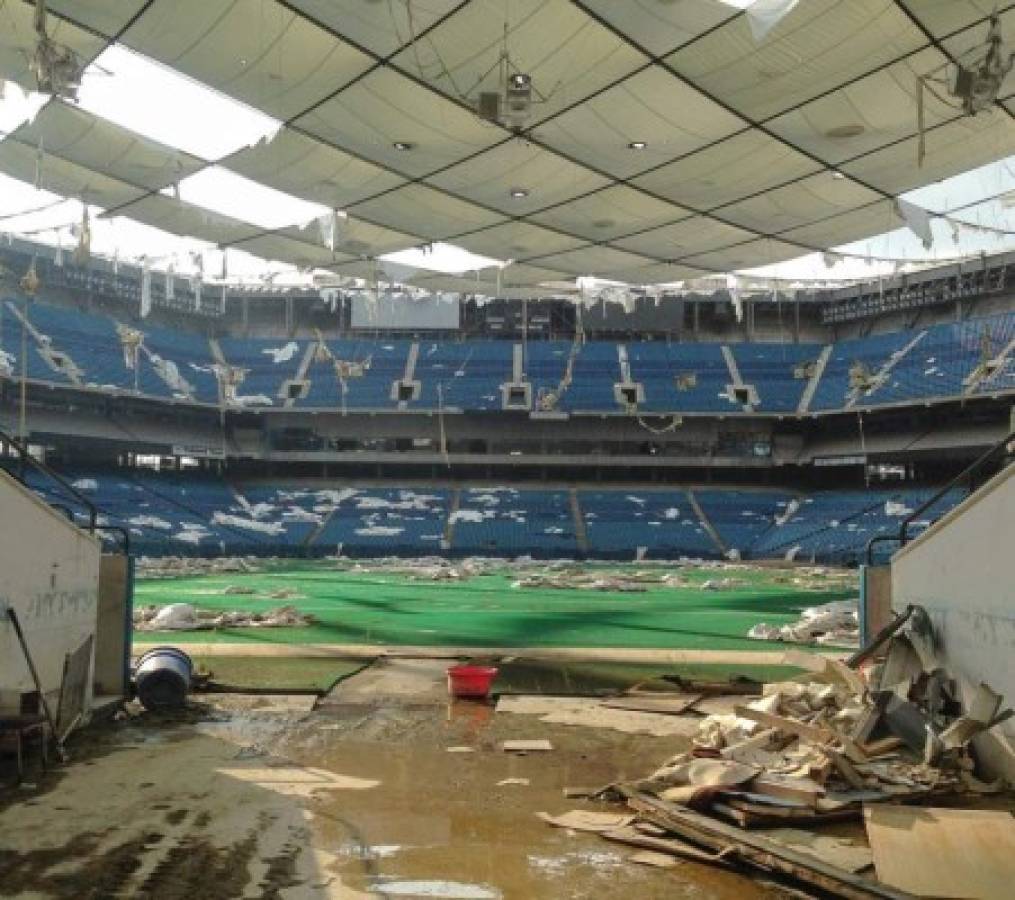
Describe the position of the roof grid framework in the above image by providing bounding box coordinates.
[0,0,1011,285]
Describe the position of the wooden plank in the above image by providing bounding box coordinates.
[618,787,911,900]
[502,739,553,752]
[601,693,703,715]
[601,826,735,864]
[733,705,833,744]
[865,806,1015,898]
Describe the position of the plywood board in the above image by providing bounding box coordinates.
[864,806,1015,898]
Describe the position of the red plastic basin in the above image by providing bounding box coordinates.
[447,664,499,699]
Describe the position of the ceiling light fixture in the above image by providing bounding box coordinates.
[628,141,648,150]
[831,171,846,180]
[510,188,529,199]
[392,141,415,151]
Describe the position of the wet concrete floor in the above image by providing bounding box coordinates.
[0,659,794,898]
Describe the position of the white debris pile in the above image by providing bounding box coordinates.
[748,599,859,647]
[699,577,746,591]
[261,341,300,364]
[136,555,267,579]
[134,603,313,631]
[0,349,15,376]
[211,512,286,535]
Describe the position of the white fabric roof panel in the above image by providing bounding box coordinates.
[533,66,745,180]
[295,69,500,179]
[224,129,405,210]
[14,101,205,195]
[0,137,145,212]
[453,221,586,260]
[234,232,354,270]
[285,0,466,58]
[120,194,263,248]
[577,0,740,58]
[718,173,884,236]
[614,217,758,261]
[596,262,708,285]
[529,245,656,278]
[632,129,821,211]
[120,0,375,122]
[897,1,1005,39]
[46,1,151,38]
[348,183,506,241]
[530,185,690,242]
[682,238,809,272]
[390,0,647,128]
[779,201,901,251]
[842,113,1015,196]
[667,0,927,122]
[426,140,610,214]
[764,49,954,165]
[5,0,1015,290]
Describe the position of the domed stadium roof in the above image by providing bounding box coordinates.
[1,0,1014,294]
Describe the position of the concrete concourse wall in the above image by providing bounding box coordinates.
[891,463,1015,779]
[0,470,102,716]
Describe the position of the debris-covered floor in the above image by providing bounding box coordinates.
[0,657,800,899]
[3,631,1014,899]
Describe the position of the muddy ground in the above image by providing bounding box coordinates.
[0,659,796,899]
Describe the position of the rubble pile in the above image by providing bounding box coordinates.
[748,599,859,648]
[544,607,1012,893]
[133,602,314,631]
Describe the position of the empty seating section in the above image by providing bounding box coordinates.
[561,343,619,411]
[299,339,408,409]
[631,343,735,413]
[413,341,510,411]
[4,301,1014,412]
[693,490,795,554]
[809,331,916,411]
[732,343,824,411]
[217,337,307,406]
[452,488,577,557]
[864,313,1015,405]
[580,490,716,559]
[313,487,449,555]
[4,463,971,564]
[751,488,968,564]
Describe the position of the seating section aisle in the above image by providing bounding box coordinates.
[731,343,824,411]
[580,490,717,559]
[692,490,796,555]
[451,488,578,557]
[4,299,1014,413]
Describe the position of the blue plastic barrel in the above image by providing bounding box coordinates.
[135,646,193,710]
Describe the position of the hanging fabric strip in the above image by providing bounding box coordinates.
[140,263,152,318]
[895,198,935,249]
[745,0,800,43]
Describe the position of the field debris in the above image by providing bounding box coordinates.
[537,606,1013,896]
[136,555,266,579]
[747,599,859,648]
[133,602,314,631]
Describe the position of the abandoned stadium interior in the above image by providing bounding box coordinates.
[1,1,1014,898]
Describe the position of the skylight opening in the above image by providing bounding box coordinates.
[381,242,506,275]
[76,45,282,160]
[0,81,49,138]
[173,167,332,231]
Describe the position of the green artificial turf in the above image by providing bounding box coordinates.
[134,562,856,652]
